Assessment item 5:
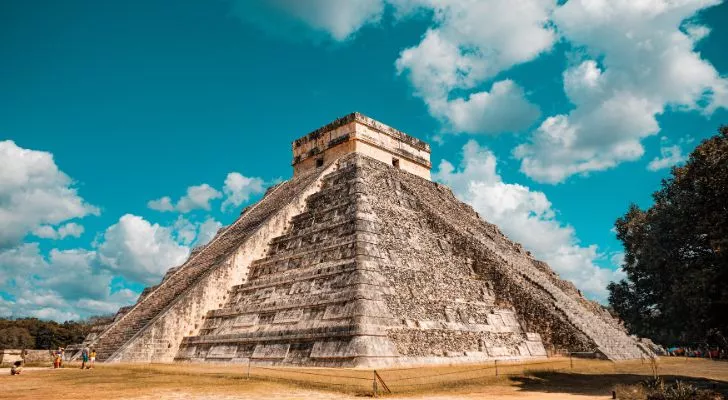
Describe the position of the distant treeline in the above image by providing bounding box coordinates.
[0,317,108,350]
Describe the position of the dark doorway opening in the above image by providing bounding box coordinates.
[316,158,324,168]
[392,158,400,169]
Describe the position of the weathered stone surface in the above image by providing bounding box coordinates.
[81,113,650,366]
[0,349,53,366]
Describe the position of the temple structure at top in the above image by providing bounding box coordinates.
[292,112,432,180]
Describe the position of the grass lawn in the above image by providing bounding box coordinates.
[1,357,727,399]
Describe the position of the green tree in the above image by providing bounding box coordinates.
[0,318,96,349]
[609,126,728,345]
[0,327,34,349]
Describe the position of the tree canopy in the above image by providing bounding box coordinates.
[609,126,728,346]
[0,318,99,350]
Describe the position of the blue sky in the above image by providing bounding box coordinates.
[1,0,726,321]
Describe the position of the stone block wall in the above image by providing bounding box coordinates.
[293,113,431,180]
[0,350,53,366]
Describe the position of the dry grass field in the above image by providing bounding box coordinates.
[1,357,727,400]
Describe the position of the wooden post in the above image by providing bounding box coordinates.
[495,360,499,376]
[570,353,573,369]
[246,358,251,380]
[373,370,378,397]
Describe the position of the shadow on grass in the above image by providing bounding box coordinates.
[510,371,728,397]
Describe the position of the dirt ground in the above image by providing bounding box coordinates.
[1,357,727,400]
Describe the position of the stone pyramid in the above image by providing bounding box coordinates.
[82,113,650,366]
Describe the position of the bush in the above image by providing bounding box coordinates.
[613,379,724,400]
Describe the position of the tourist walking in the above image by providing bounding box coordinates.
[89,349,96,369]
[53,347,63,369]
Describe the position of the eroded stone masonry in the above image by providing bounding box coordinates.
[77,112,653,366]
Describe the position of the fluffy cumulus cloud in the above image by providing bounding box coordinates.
[148,184,222,213]
[514,0,728,183]
[97,214,190,285]
[236,0,548,134]
[393,0,552,134]
[172,216,223,247]
[435,141,624,301]
[0,243,134,321]
[254,0,727,181]
[0,140,99,248]
[0,210,224,320]
[0,142,235,321]
[440,80,541,134]
[221,172,266,211]
[232,0,385,41]
[196,217,224,247]
[149,172,265,214]
[647,144,686,171]
[32,222,85,240]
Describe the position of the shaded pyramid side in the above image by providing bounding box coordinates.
[357,156,549,363]
[178,154,549,367]
[361,155,650,361]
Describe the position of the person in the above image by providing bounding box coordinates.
[10,361,23,375]
[80,347,89,369]
[89,349,96,369]
[54,348,62,369]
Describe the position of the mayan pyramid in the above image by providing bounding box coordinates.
[79,113,651,366]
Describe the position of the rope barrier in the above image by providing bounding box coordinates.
[244,353,652,394]
[385,364,496,382]
[249,372,369,388]
[390,369,497,388]
[251,365,371,380]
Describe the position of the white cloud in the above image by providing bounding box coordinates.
[29,308,80,322]
[97,214,190,285]
[275,0,385,41]
[147,196,175,212]
[0,243,122,321]
[0,142,230,321]
[148,184,222,213]
[232,0,385,41]
[221,172,266,211]
[32,225,58,239]
[0,211,221,321]
[684,23,711,42]
[435,141,624,301]
[173,216,198,246]
[33,222,85,240]
[195,217,223,247]
[435,80,541,134]
[176,184,222,213]
[647,144,686,171]
[57,222,84,238]
[250,0,552,134]
[394,0,553,134]
[514,0,727,183]
[0,140,99,248]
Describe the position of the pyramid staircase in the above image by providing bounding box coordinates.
[178,155,548,366]
[87,165,328,361]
